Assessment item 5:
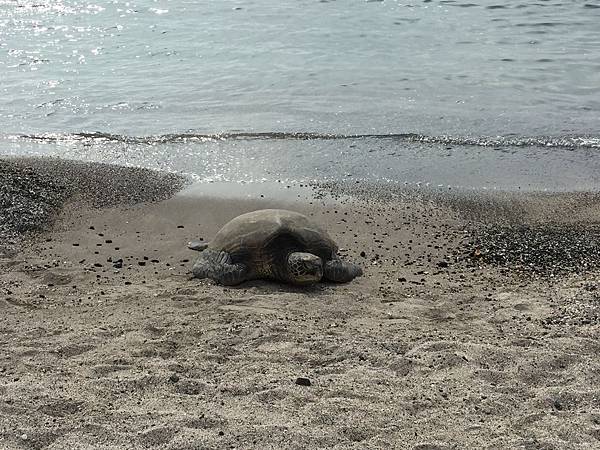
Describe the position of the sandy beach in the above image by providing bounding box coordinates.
[1,157,600,449]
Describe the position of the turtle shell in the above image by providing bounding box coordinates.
[209,209,337,277]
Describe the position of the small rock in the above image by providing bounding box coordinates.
[360,251,366,258]
[169,374,180,383]
[553,399,563,410]
[295,377,311,386]
[437,260,449,268]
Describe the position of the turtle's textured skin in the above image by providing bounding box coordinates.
[190,209,362,286]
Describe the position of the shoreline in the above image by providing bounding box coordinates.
[1,157,600,448]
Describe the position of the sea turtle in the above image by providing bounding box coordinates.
[188,209,362,286]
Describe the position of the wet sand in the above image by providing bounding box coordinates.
[1,158,600,449]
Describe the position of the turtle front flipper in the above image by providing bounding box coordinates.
[192,249,248,286]
[324,256,363,283]
[188,240,209,252]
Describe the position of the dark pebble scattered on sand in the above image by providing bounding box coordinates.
[295,377,311,386]
[468,224,600,277]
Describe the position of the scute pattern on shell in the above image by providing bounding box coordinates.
[208,209,337,273]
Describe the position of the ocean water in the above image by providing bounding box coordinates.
[1,0,600,190]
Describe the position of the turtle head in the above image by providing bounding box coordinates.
[287,252,323,285]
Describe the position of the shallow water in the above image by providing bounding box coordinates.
[4,133,600,191]
[1,0,600,190]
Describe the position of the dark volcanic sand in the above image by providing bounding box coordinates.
[1,158,600,449]
[0,157,186,257]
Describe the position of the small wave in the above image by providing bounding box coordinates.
[8,131,600,149]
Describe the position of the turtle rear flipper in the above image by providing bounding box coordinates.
[188,241,209,251]
[324,257,363,283]
[192,249,248,286]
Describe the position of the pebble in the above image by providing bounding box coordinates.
[295,377,311,386]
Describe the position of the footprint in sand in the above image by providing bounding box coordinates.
[138,426,176,447]
[38,398,84,418]
[41,270,73,286]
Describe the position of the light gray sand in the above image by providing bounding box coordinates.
[1,158,600,449]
